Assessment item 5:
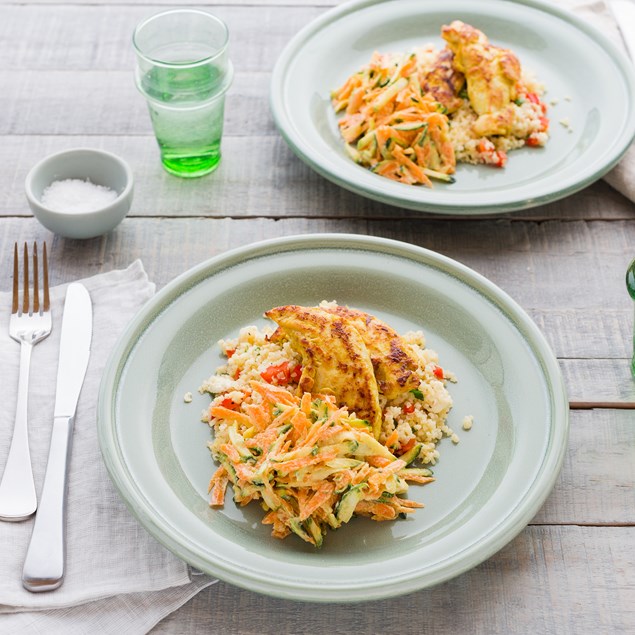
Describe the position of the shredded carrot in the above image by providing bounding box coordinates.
[366,455,393,468]
[331,51,455,187]
[207,381,434,547]
[209,406,251,427]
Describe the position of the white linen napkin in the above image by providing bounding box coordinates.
[547,0,635,201]
[0,261,215,634]
[583,0,635,201]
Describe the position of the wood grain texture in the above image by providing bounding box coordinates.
[534,409,635,525]
[1,136,634,222]
[0,71,271,136]
[0,5,324,72]
[151,526,635,634]
[3,0,333,6]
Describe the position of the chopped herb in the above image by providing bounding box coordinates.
[410,388,424,400]
[514,98,525,106]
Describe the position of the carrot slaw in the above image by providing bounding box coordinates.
[208,381,433,547]
[331,51,456,187]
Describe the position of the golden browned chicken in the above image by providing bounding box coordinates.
[321,305,420,400]
[441,20,521,135]
[421,48,465,114]
[265,305,383,436]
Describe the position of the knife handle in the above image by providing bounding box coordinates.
[22,415,74,592]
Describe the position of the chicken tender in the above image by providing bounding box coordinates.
[321,305,421,400]
[442,20,521,135]
[421,48,465,114]
[265,305,383,436]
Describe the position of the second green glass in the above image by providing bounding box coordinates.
[133,10,233,178]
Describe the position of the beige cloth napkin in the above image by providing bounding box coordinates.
[0,261,215,634]
[545,0,635,200]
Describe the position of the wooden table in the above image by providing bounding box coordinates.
[1,0,634,632]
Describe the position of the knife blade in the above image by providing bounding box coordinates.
[22,283,92,592]
[611,0,635,61]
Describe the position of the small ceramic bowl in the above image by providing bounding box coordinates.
[25,148,134,239]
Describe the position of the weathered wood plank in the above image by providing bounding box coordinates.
[530,309,632,359]
[534,409,635,525]
[1,135,633,222]
[560,359,635,404]
[0,71,271,137]
[152,526,635,634]
[0,0,604,12]
[0,5,324,72]
[4,0,334,6]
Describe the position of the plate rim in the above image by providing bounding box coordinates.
[97,234,569,602]
[269,0,635,215]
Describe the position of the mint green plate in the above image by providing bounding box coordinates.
[98,235,568,602]
[270,0,635,214]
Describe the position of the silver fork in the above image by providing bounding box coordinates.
[0,242,51,521]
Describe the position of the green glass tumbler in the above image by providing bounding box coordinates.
[133,9,233,178]
[627,258,635,377]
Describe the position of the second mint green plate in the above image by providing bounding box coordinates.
[270,0,635,214]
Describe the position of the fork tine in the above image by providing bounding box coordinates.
[43,241,50,312]
[22,242,29,315]
[12,243,18,314]
[33,243,39,314]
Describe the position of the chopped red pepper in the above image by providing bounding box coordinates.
[289,363,302,382]
[226,349,236,358]
[492,151,507,168]
[403,402,415,414]
[477,140,507,168]
[433,366,444,380]
[525,92,540,105]
[233,368,242,380]
[526,135,541,147]
[260,361,302,386]
[219,397,238,410]
[539,116,549,132]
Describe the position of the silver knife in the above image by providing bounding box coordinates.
[22,283,92,593]
[611,0,635,61]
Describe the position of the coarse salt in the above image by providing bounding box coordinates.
[41,178,118,213]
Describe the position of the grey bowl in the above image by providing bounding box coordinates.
[25,148,134,239]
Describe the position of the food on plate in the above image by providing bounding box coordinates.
[200,302,463,546]
[265,305,383,435]
[442,20,521,136]
[331,20,549,186]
